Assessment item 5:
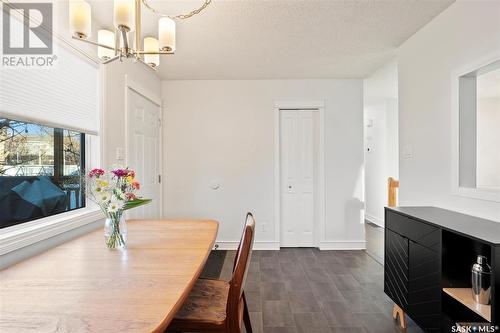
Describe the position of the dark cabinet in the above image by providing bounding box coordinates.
[385,209,441,332]
[385,207,500,332]
[408,240,441,332]
[384,229,409,309]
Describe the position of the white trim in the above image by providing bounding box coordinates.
[365,213,384,227]
[319,241,367,250]
[274,100,326,248]
[450,51,500,203]
[0,208,103,255]
[215,241,280,251]
[125,75,162,107]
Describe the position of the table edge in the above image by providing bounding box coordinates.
[151,219,219,333]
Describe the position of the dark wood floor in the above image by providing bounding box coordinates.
[219,249,424,333]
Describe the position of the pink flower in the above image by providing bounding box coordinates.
[111,169,129,178]
[126,193,137,200]
[132,181,140,190]
[88,168,105,178]
[128,170,136,178]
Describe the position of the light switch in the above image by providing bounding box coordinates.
[403,145,413,159]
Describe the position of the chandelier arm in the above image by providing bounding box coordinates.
[71,36,116,51]
[137,51,174,55]
[141,0,212,20]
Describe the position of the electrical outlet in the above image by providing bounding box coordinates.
[261,223,266,232]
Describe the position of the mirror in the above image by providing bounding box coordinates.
[458,60,500,194]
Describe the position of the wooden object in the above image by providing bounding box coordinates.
[392,304,407,329]
[443,288,491,322]
[0,219,218,333]
[167,213,255,333]
[387,176,399,208]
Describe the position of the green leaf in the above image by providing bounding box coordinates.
[123,198,152,211]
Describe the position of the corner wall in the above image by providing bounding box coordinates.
[363,60,399,226]
[162,79,365,249]
[398,0,500,221]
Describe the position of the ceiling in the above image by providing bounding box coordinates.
[88,0,455,80]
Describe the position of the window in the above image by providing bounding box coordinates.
[0,118,86,228]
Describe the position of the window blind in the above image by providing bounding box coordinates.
[0,16,99,135]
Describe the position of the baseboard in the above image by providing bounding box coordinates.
[215,240,366,251]
[215,241,280,251]
[365,213,384,227]
[319,240,367,250]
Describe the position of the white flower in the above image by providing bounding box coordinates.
[99,192,111,203]
[107,203,118,214]
[107,197,124,214]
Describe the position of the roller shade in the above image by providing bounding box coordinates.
[0,15,99,135]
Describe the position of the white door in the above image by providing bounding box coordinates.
[127,88,161,219]
[280,110,318,247]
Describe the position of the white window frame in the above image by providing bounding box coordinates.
[0,134,103,256]
[0,37,103,256]
[450,51,500,203]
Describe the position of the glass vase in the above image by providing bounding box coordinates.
[104,212,127,249]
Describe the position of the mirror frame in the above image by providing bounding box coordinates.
[451,51,500,203]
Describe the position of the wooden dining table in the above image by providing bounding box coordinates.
[0,219,219,333]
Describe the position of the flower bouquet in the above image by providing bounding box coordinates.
[86,168,151,249]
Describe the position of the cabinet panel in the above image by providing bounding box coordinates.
[385,228,409,309]
[386,210,440,251]
[409,240,441,332]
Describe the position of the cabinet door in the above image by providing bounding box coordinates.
[409,240,441,332]
[385,229,409,309]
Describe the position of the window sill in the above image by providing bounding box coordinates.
[0,207,104,255]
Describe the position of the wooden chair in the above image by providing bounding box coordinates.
[166,213,255,333]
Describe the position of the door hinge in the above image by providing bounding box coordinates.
[158,118,162,127]
[158,175,162,183]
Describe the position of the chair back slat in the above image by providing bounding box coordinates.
[227,213,255,331]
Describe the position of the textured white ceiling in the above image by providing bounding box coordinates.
[88,0,454,80]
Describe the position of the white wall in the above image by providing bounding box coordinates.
[363,61,399,226]
[162,80,365,249]
[398,0,500,221]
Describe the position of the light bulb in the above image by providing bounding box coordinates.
[114,0,135,31]
[144,37,160,68]
[98,29,115,60]
[69,0,91,38]
[158,17,175,52]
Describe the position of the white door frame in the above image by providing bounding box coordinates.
[125,75,163,217]
[274,101,326,248]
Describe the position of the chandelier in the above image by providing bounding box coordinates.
[69,0,211,69]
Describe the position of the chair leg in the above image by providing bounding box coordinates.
[392,304,407,329]
[242,292,253,333]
